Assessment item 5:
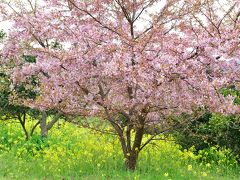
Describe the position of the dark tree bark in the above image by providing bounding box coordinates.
[124,119,145,171]
[108,111,146,171]
[30,121,40,136]
[17,112,41,140]
[18,112,29,141]
[124,127,144,171]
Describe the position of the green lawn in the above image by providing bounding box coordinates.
[0,121,239,179]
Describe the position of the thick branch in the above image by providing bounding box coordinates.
[17,113,29,140]
[46,113,62,130]
[30,120,40,136]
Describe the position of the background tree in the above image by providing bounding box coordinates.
[0,34,39,140]
[0,29,62,139]
[1,0,239,170]
[175,85,240,160]
[174,0,240,160]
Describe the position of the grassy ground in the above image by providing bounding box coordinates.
[0,120,239,179]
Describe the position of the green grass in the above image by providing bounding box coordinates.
[0,121,239,179]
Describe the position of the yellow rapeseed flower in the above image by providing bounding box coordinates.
[187,165,192,171]
[164,173,169,177]
[206,163,211,167]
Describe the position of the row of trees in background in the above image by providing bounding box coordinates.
[0,0,240,171]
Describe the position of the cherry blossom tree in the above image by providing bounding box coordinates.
[1,0,239,170]
[0,46,62,139]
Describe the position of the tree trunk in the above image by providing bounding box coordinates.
[40,111,48,138]
[125,150,139,171]
[40,112,61,137]
[105,107,145,171]
[124,125,144,171]
[40,127,48,137]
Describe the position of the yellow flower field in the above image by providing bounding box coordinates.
[0,121,239,179]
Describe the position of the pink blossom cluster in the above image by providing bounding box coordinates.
[1,0,239,120]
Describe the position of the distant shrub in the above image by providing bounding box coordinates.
[174,113,240,161]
